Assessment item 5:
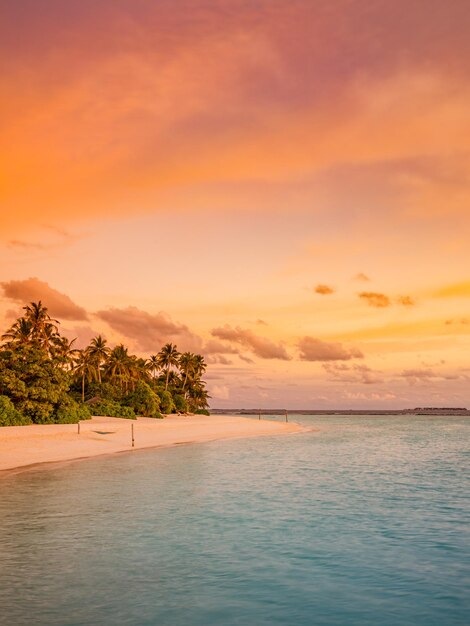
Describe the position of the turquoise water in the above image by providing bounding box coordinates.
[0,415,469,625]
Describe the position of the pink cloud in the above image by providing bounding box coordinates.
[298,337,363,361]
[315,284,335,295]
[95,306,202,353]
[1,277,88,321]
[358,292,391,308]
[211,325,291,360]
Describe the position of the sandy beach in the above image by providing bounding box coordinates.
[0,414,305,476]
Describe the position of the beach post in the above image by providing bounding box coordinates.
[131,422,135,448]
[258,410,261,420]
[285,410,288,423]
[78,421,80,434]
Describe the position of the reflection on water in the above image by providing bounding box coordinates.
[0,415,469,625]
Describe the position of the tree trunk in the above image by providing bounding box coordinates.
[165,367,170,390]
[82,372,85,403]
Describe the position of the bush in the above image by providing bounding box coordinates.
[55,397,91,424]
[173,394,189,413]
[87,381,123,402]
[90,400,136,419]
[194,408,210,416]
[157,389,175,414]
[149,411,164,419]
[123,382,160,417]
[0,395,31,426]
[0,343,71,424]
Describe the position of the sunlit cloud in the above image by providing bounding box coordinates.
[358,292,391,308]
[354,273,371,282]
[298,337,363,362]
[396,295,415,306]
[95,306,203,353]
[1,277,88,321]
[314,284,335,295]
[211,325,291,360]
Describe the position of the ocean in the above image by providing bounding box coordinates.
[0,415,469,625]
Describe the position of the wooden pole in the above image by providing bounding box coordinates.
[258,410,261,420]
[78,421,80,434]
[131,422,135,448]
[285,410,288,423]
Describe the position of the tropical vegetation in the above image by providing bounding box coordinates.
[0,301,210,426]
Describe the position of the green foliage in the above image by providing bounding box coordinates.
[90,399,136,419]
[194,408,210,416]
[123,381,160,417]
[86,381,122,402]
[0,395,31,426]
[55,397,92,424]
[0,301,210,426]
[157,389,175,414]
[0,343,71,424]
[173,393,189,413]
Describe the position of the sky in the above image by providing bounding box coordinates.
[1,0,469,409]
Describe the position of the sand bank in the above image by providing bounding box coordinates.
[0,414,305,476]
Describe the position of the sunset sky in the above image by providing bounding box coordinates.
[1,0,469,408]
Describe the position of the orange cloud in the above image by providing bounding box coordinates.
[95,306,203,353]
[396,295,415,306]
[315,284,335,295]
[1,277,88,321]
[1,2,470,235]
[298,337,363,362]
[359,292,391,308]
[211,325,290,360]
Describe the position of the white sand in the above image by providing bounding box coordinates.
[0,414,305,476]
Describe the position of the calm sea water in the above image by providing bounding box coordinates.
[0,415,469,626]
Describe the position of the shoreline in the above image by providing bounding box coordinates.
[0,414,307,478]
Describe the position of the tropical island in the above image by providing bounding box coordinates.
[0,301,303,473]
[0,301,210,426]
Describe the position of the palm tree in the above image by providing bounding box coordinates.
[52,336,79,371]
[73,350,98,402]
[23,301,59,347]
[157,343,180,391]
[1,318,32,344]
[179,352,197,394]
[147,354,160,380]
[193,354,207,377]
[105,344,132,392]
[187,382,210,411]
[87,335,110,384]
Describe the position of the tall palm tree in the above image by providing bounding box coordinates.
[179,352,197,394]
[87,335,110,384]
[23,301,59,347]
[157,343,180,391]
[193,354,207,377]
[73,350,98,402]
[105,344,132,392]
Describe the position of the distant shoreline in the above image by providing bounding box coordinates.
[212,408,470,417]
